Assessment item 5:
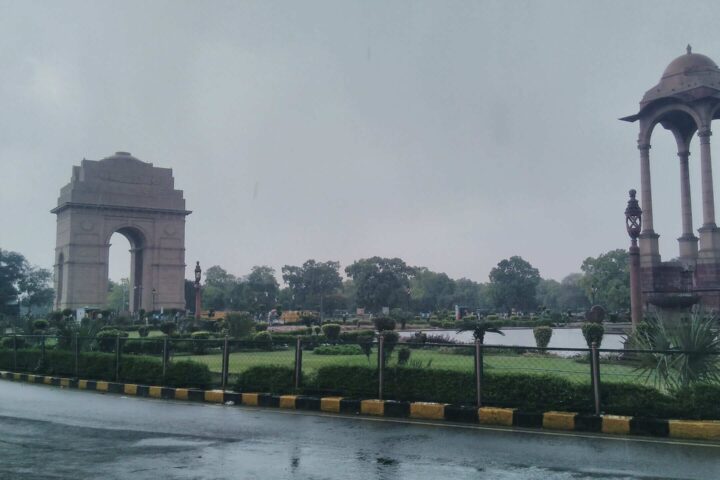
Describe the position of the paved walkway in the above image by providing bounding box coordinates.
[0,381,718,479]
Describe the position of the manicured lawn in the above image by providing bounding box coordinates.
[127,330,164,339]
[184,348,644,385]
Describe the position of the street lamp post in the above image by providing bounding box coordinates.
[152,288,157,313]
[194,261,202,320]
[625,189,643,330]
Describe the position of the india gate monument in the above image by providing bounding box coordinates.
[623,46,720,310]
[52,152,190,312]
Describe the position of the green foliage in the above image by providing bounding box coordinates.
[379,330,399,363]
[373,317,396,331]
[123,338,164,355]
[533,326,553,348]
[253,331,273,350]
[255,323,268,332]
[356,331,375,362]
[281,260,342,314]
[31,319,49,332]
[397,346,411,365]
[0,336,26,349]
[95,329,128,352]
[581,322,604,348]
[456,318,504,343]
[164,360,212,389]
[338,329,375,343]
[0,348,208,388]
[313,344,364,355]
[345,257,415,311]
[390,308,413,329]
[138,326,149,337]
[487,256,540,312]
[159,321,176,336]
[580,249,630,311]
[630,311,720,390]
[321,323,341,341]
[224,312,255,338]
[235,365,295,393]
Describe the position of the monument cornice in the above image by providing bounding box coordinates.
[51,202,192,216]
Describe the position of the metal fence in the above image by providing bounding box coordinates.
[0,334,717,415]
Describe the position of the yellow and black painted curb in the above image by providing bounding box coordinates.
[2,371,719,442]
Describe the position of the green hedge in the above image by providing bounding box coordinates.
[235,365,296,393]
[0,348,211,389]
[313,344,364,356]
[309,365,720,419]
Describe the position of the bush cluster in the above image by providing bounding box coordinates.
[313,344,364,356]
[0,348,211,389]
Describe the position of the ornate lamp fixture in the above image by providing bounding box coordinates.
[625,189,642,244]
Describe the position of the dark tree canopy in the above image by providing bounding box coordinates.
[282,259,342,314]
[1,250,54,316]
[345,257,415,312]
[487,256,540,312]
[580,249,630,311]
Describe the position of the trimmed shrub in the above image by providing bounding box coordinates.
[321,323,341,341]
[235,365,295,393]
[159,321,176,336]
[190,331,213,354]
[338,330,375,343]
[581,323,604,348]
[138,326,149,337]
[32,319,49,332]
[95,329,128,352]
[224,312,255,338]
[533,326,553,349]
[373,317,396,331]
[313,344,363,356]
[164,360,212,389]
[379,330,399,363]
[253,331,273,351]
[123,338,164,355]
[0,336,26,349]
[397,347,411,365]
[255,323,268,332]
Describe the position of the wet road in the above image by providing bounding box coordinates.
[0,381,718,479]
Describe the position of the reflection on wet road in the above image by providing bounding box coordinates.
[0,381,717,479]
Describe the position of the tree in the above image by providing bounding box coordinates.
[0,249,29,316]
[345,257,415,312]
[245,266,279,315]
[580,249,630,311]
[282,260,342,318]
[107,278,130,312]
[409,268,455,312]
[487,256,541,312]
[18,266,54,315]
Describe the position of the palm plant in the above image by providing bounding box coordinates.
[630,308,720,391]
[456,318,504,344]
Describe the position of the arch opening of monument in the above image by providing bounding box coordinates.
[53,152,190,313]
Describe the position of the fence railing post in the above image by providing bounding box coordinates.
[74,333,79,378]
[40,335,46,372]
[221,336,230,390]
[590,341,601,416]
[13,335,17,371]
[377,335,384,400]
[115,334,121,382]
[162,336,169,379]
[475,339,483,408]
[294,336,303,391]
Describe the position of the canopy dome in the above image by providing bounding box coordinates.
[638,46,720,108]
[661,51,719,79]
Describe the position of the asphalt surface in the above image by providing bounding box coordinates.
[0,381,718,480]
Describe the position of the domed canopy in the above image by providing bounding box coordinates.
[622,46,720,122]
[661,50,719,79]
[640,46,720,108]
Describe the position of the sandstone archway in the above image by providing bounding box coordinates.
[52,152,190,312]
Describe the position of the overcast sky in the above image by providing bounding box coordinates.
[2,0,720,284]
